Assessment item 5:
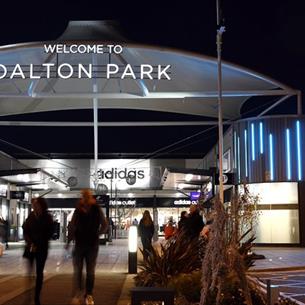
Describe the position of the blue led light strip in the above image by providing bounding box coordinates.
[259,122,263,154]
[251,123,255,161]
[296,121,302,180]
[234,131,237,168]
[269,134,274,181]
[237,136,241,181]
[286,129,291,181]
[244,129,248,177]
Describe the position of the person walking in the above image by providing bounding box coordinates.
[3,218,9,250]
[138,210,154,260]
[67,189,108,305]
[23,197,54,305]
[164,218,176,240]
[178,211,188,232]
[184,204,204,239]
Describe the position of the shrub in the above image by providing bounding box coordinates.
[134,230,206,287]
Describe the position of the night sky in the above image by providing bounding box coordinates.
[0,1,304,159]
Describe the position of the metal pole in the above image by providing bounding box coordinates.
[216,0,225,204]
[92,54,99,189]
[297,91,302,115]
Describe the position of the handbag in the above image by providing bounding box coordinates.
[23,244,36,260]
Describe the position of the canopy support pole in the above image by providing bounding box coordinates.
[216,0,225,204]
[257,95,291,117]
[297,91,302,115]
[92,54,99,189]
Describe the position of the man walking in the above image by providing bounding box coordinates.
[67,189,108,305]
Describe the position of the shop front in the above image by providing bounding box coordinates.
[109,197,198,238]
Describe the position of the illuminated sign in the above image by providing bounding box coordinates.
[110,200,136,206]
[91,159,150,190]
[97,168,145,180]
[190,192,200,200]
[0,44,171,80]
[174,200,197,206]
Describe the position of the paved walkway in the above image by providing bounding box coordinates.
[0,240,128,305]
[3,273,126,305]
[251,247,305,271]
[2,241,305,304]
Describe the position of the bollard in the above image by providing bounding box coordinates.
[267,279,279,305]
[128,225,138,274]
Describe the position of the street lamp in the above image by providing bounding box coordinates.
[128,225,138,274]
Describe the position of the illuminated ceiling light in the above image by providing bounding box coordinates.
[127,193,134,198]
[33,172,42,181]
[197,189,201,193]
[34,193,39,198]
[177,183,184,189]
[17,174,23,181]
[185,174,193,182]
[23,174,30,183]
[206,182,212,192]
[57,193,63,198]
[175,192,182,197]
[43,184,49,190]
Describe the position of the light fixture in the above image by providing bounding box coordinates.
[185,174,193,182]
[34,193,39,198]
[234,131,237,168]
[127,193,134,198]
[286,129,291,181]
[296,120,302,181]
[244,129,248,177]
[128,225,138,274]
[259,122,263,154]
[269,134,274,181]
[23,174,30,183]
[177,183,184,189]
[251,123,255,161]
[237,136,241,182]
[57,193,63,198]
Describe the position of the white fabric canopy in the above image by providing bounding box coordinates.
[0,21,297,119]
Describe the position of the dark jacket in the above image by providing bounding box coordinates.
[178,217,188,231]
[23,212,54,251]
[68,204,108,247]
[138,219,154,241]
[184,211,204,238]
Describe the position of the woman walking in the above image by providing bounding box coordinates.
[23,197,54,305]
[67,189,108,305]
[138,210,154,260]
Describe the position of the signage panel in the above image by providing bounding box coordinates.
[10,191,25,200]
[90,159,150,190]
